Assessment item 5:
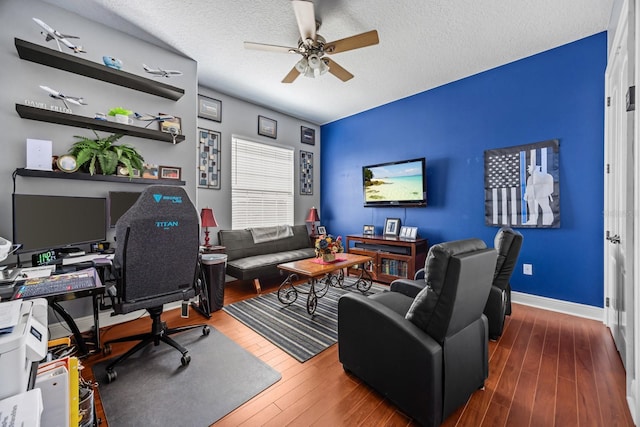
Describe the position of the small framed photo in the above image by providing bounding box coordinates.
[363,224,374,235]
[159,166,181,180]
[142,164,158,179]
[258,115,277,139]
[198,94,222,122]
[408,227,418,239]
[400,226,418,239]
[384,218,401,236]
[301,126,315,145]
[317,225,327,235]
[160,115,182,135]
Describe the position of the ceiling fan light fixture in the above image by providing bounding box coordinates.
[318,58,329,76]
[295,57,308,73]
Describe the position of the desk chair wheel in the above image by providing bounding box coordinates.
[106,369,117,383]
[202,326,210,336]
[181,354,191,366]
[103,343,112,356]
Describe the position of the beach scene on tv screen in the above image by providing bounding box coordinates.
[364,161,423,202]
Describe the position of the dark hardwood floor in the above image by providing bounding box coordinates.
[81,279,635,426]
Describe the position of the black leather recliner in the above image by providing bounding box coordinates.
[338,239,497,427]
[388,227,523,340]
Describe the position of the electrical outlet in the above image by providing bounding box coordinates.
[523,264,533,275]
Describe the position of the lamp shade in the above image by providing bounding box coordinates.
[305,207,320,223]
[200,208,218,227]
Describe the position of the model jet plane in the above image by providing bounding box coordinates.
[33,18,86,53]
[133,112,175,128]
[40,85,87,110]
[142,64,183,78]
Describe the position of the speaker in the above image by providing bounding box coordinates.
[26,138,52,171]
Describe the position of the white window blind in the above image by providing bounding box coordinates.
[231,136,294,229]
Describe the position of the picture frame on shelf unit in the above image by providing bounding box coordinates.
[384,218,401,236]
[363,224,374,235]
[258,115,277,139]
[317,226,327,235]
[399,226,418,240]
[159,166,181,180]
[198,94,222,122]
[301,126,315,145]
[142,164,159,179]
[160,115,182,135]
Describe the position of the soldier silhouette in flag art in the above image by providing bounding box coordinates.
[523,164,554,226]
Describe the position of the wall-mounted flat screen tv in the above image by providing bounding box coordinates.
[362,157,427,207]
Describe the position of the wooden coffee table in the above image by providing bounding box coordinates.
[277,253,374,315]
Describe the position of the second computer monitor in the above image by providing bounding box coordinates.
[108,191,141,227]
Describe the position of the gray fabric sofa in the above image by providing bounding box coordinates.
[218,224,315,293]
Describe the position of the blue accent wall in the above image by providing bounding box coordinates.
[320,32,606,308]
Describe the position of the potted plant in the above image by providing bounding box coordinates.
[107,107,133,117]
[68,131,144,178]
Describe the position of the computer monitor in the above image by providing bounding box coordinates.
[108,191,141,227]
[12,194,107,254]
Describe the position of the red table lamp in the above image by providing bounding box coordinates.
[306,206,320,235]
[200,208,218,248]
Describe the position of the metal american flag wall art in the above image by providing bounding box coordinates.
[484,139,560,228]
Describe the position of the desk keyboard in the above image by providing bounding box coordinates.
[14,275,96,299]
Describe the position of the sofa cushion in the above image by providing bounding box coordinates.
[226,248,316,280]
[219,225,310,261]
[405,238,487,340]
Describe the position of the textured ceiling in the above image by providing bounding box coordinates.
[42,0,613,125]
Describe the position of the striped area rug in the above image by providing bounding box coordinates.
[223,278,387,362]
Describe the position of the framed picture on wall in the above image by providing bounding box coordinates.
[258,115,277,139]
[301,126,315,145]
[198,94,222,122]
[198,128,221,189]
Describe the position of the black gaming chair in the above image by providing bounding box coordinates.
[102,185,209,383]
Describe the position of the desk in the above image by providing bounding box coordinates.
[12,268,105,358]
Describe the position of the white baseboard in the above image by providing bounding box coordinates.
[48,301,183,340]
[49,292,604,340]
[512,291,604,322]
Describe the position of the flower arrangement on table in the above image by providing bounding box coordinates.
[315,234,344,262]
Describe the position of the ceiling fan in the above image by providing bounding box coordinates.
[244,0,379,83]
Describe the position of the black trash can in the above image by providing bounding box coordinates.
[201,253,227,312]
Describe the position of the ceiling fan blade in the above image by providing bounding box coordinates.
[325,30,379,54]
[244,41,298,54]
[325,58,353,82]
[292,0,316,43]
[282,66,301,83]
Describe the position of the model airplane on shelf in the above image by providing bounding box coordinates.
[133,112,175,128]
[142,64,183,78]
[40,85,87,110]
[33,18,86,53]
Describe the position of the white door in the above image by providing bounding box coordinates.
[604,0,636,419]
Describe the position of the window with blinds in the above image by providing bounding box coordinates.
[231,136,294,229]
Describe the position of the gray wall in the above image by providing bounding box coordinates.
[195,87,321,245]
[0,0,320,327]
[0,0,198,250]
